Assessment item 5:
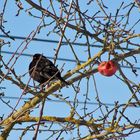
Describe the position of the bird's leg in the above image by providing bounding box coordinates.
[39,84,44,92]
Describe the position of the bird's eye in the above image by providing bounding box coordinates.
[33,56,37,59]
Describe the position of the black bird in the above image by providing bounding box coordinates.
[29,54,68,85]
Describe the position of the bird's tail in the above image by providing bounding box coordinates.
[59,77,69,85]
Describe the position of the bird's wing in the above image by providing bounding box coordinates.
[40,61,60,79]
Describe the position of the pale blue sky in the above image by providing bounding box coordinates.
[0,0,140,139]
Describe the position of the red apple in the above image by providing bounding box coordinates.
[98,60,118,76]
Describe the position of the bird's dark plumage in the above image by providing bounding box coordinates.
[29,54,68,85]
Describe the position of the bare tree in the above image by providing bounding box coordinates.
[0,0,140,140]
